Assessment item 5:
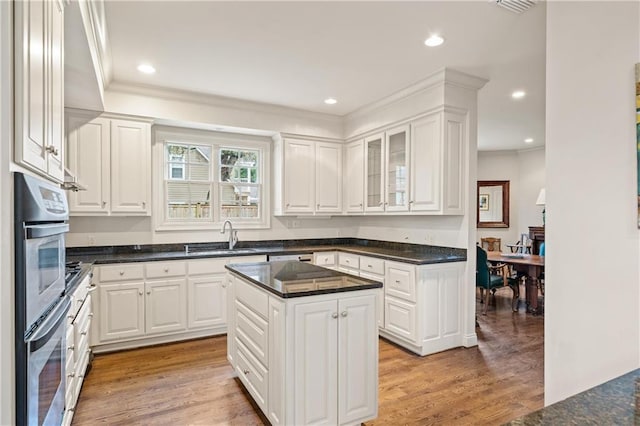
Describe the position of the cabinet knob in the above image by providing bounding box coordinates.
[138,291,143,296]
[68,345,75,351]
[119,270,124,276]
[367,264,372,268]
[395,280,401,284]
[243,369,250,375]
[331,312,338,319]
[378,202,383,206]
[87,285,97,293]
[359,203,363,207]
[286,203,290,208]
[146,290,151,295]
[68,372,75,378]
[67,314,74,320]
[409,200,414,204]
[317,203,320,209]
[81,331,87,336]
[102,201,107,208]
[68,407,75,412]
[384,202,388,206]
[45,145,55,154]
[222,284,227,288]
[341,311,348,317]
[142,201,146,208]
[88,313,94,318]
[164,268,169,273]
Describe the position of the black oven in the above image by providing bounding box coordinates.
[15,172,70,425]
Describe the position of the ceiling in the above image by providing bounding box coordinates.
[104,1,546,151]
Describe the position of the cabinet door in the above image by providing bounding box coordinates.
[292,300,338,425]
[187,275,226,329]
[15,0,48,174]
[283,139,315,214]
[364,134,385,212]
[226,275,236,366]
[344,140,364,213]
[110,119,151,215]
[338,295,378,425]
[145,279,187,335]
[66,116,110,214]
[47,0,64,181]
[442,112,465,215]
[315,142,342,213]
[384,297,417,343]
[99,281,145,342]
[410,114,442,212]
[359,271,384,329]
[385,125,409,212]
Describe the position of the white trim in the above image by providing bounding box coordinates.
[153,126,271,231]
[92,328,226,354]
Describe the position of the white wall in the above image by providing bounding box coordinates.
[0,0,13,423]
[545,1,639,405]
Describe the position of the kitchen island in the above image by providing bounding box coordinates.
[225,261,382,426]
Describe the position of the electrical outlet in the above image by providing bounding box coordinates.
[292,220,300,228]
[88,235,96,246]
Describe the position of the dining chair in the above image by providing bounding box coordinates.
[476,245,520,314]
[480,237,501,252]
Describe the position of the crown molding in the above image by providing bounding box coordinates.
[106,81,344,125]
[345,67,488,122]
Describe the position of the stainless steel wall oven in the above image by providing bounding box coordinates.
[15,172,70,425]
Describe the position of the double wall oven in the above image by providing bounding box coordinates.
[15,172,70,426]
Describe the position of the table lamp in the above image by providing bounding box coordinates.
[536,188,546,225]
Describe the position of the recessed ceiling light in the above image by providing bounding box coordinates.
[324,98,337,105]
[424,35,444,47]
[511,90,526,99]
[524,138,534,143]
[137,64,156,74]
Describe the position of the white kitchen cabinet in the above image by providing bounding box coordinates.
[277,137,342,215]
[313,251,338,270]
[363,126,410,213]
[63,274,94,426]
[360,271,385,330]
[229,275,378,426]
[65,112,151,216]
[343,140,364,213]
[93,255,266,352]
[379,261,466,356]
[145,279,187,335]
[409,111,466,214]
[337,253,385,330]
[14,0,65,182]
[283,138,315,214]
[188,275,226,329]
[99,281,145,342]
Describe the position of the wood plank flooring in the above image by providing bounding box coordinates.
[72,292,543,425]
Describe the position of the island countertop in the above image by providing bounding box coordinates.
[225,260,382,298]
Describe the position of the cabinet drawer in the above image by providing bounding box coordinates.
[65,348,75,392]
[385,297,417,343]
[314,252,336,267]
[360,256,385,276]
[236,300,268,367]
[235,338,268,413]
[99,264,144,282]
[188,258,227,276]
[339,252,360,269]
[385,262,416,302]
[235,278,268,319]
[146,261,187,279]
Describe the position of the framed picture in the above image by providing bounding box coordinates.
[479,194,489,211]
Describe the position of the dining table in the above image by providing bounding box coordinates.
[487,251,545,314]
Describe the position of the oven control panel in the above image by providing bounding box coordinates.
[39,187,66,214]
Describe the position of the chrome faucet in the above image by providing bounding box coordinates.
[221,220,238,250]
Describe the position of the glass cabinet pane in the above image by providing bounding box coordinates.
[366,138,383,209]
[387,129,408,208]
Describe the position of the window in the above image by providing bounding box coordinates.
[155,128,270,230]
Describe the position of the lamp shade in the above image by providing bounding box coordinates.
[536,188,546,206]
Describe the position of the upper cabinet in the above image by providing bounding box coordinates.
[275,137,342,215]
[409,111,465,215]
[66,111,151,216]
[343,140,364,213]
[14,0,66,182]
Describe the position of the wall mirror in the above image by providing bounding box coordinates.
[477,180,510,228]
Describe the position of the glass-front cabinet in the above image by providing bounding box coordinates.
[364,134,384,212]
[385,125,409,211]
[364,126,410,212]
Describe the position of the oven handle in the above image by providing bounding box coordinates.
[24,223,69,239]
[26,297,71,352]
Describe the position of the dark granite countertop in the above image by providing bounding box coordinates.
[506,369,640,425]
[226,261,382,298]
[66,238,466,266]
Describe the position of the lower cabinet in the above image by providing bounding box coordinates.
[63,275,94,426]
[93,255,265,352]
[229,275,378,426]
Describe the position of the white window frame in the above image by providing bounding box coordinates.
[154,127,271,231]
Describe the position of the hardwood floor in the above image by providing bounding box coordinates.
[72,292,543,425]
